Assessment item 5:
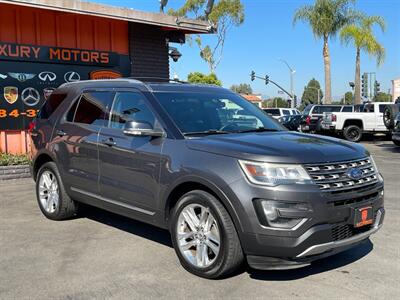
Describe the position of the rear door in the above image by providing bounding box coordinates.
[98,90,164,214]
[376,104,388,130]
[54,91,114,194]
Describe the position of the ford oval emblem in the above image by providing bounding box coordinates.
[347,168,363,180]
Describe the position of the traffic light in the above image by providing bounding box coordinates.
[287,99,291,108]
[265,75,269,85]
[374,80,380,96]
[361,73,368,98]
[251,71,255,81]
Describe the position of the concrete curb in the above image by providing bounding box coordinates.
[0,165,31,180]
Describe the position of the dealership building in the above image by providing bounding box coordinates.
[0,0,211,154]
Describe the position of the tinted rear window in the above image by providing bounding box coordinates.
[341,106,353,112]
[313,106,342,114]
[264,109,280,116]
[39,93,67,119]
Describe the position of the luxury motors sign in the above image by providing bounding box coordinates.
[0,42,120,66]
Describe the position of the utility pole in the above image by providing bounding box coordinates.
[278,59,296,108]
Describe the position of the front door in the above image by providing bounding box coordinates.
[98,91,164,215]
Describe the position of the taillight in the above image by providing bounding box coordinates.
[28,121,36,133]
[305,116,311,125]
[332,114,337,122]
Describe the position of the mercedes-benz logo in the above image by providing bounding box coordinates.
[39,71,57,82]
[64,71,81,83]
[21,87,41,107]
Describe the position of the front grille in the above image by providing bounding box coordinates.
[305,158,378,192]
[331,223,372,241]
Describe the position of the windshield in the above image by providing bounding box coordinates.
[155,92,285,135]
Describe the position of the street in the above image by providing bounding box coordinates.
[0,141,399,299]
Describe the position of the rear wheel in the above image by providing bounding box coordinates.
[170,190,244,279]
[343,125,363,142]
[36,162,78,220]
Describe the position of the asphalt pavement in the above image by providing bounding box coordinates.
[0,140,399,299]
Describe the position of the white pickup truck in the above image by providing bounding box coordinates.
[321,102,393,142]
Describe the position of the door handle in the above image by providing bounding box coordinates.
[102,138,117,147]
[56,129,66,137]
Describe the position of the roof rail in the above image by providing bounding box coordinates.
[127,77,188,84]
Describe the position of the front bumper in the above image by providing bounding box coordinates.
[246,208,384,270]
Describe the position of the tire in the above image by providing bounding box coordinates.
[36,162,78,220]
[170,190,244,279]
[393,140,400,146]
[343,125,363,142]
[383,105,399,130]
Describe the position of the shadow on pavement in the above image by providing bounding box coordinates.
[81,205,173,248]
[247,239,373,281]
[374,142,400,153]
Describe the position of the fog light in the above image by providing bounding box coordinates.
[260,200,310,229]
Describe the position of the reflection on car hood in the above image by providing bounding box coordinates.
[186,131,369,164]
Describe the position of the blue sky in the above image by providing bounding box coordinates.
[92,0,400,100]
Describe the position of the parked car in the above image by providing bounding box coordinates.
[30,79,384,279]
[321,102,392,142]
[390,112,400,146]
[278,114,304,131]
[300,104,354,133]
[263,108,300,119]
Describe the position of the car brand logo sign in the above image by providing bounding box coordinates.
[347,168,363,180]
[90,70,122,80]
[4,86,18,104]
[38,71,57,82]
[8,72,36,82]
[21,87,40,107]
[43,88,55,100]
[0,73,7,79]
[64,71,80,83]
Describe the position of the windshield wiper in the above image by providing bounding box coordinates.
[183,130,231,136]
[236,127,280,133]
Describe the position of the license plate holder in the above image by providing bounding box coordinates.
[353,206,373,228]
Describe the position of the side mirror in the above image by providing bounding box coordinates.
[123,120,165,137]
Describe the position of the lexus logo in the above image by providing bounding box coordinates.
[8,72,36,82]
[64,71,81,83]
[39,71,57,82]
[21,87,40,107]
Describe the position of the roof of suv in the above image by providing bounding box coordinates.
[59,79,231,94]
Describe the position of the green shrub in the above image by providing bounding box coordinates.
[0,153,31,166]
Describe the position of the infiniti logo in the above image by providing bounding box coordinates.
[21,87,40,107]
[39,71,57,82]
[64,71,80,83]
[347,168,363,180]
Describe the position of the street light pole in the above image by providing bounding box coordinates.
[279,59,296,108]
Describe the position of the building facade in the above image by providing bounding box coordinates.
[0,0,211,154]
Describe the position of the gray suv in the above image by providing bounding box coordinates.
[30,79,385,279]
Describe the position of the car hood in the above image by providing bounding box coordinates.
[186,131,369,164]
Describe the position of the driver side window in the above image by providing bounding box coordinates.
[109,92,156,129]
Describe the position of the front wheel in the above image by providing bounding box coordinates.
[343,125,363,142]
[170,190,244,279]
[393,139,400,146]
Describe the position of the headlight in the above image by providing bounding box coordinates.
[257,200,311,229]
[369,156,383,181]
[239,160,313,186]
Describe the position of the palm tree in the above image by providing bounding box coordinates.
[340,15,385,104]
[293,0,358,104]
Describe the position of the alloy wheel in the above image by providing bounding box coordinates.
[38,170,59,213]
[176,204,221,268]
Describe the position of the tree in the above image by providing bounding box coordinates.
[169,0,244,73]
[293,0,358,104]
[373,92,391,102]
[230,83,252,94]
[263,97,288,108]
[341,91,354,104]
[187,72,222,86]
[340,15,385,104]
[301,78,323,106]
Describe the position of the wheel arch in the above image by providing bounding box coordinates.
[163,177,244,234]
[32,151,55,181]
[343,119,364,129]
